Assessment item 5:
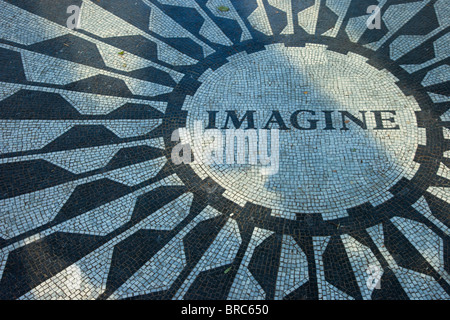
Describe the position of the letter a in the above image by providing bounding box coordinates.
[366,5,381,30]
[67,5,81,30]
[171,129,192,165]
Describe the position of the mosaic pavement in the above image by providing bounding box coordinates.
[0,0,449,300]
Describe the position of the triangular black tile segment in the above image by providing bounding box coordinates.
[95,0,151,35]
[247,233,282,300]
[0,232,101,300]
[100,229,171,299]
[126,66,176,87]
[423,192,450,230]
[184,264,235,300]
[340,0,377,20]
[42,126,122,152]
[230,0,258,20]
[105,103,164,119]
[425,82,450,97]
[162,5,205,37]
[323,235,363,300]
[0,90,81,120]
[397,2,440,36]
[63,75,133,97]
[102,36,159,62]
[105,146,165,171]
[53,179,130,224]
[284,280,318,300]
[431,175,450,188]
[130,186,187,223]
[0,48,26,82]
[292,0,315,18]
[4,0,83,26]
[262,0,288,36]
[383,220,434,276]
[284,235,318,300]
[315,0,338,36]
[210,15,242,44]
[163,37,204,62]
[183,216,228,267]
[395,39,436,65]
[27,34,106,70]
[0,160,75,200]
[178,216,254,301]
[371,268,410,300]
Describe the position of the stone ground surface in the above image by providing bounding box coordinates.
[0,0,449,300]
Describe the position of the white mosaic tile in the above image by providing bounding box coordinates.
[111,237,186,299]
[79,0,197,66]
[227,227,274,300]
[0,44,174,96]
[0,138,165,173]
[322,0,352,37]
[142,193,194,231]
[248,0,273,36]
[365,1,429,50]
[0,119,161,154]
[274,235,308,300]
[0,0,68,45]
[390,0,450,61]
[346,0,384,43]
[367,223,450,300]
[268,0,294,35]
[429,92,450,104]
[422,65,450,87]
[206,0,253,41]
[19,246,114,300]
[174,218,241,299]
[297,1,320,35]
[401,33,450,74]
[391,216,450,283]
[111,205,221,299]
[427,186,450,203]
[412,196,450,236]
[0,82,168,115]
[0,184,77,239]
[341,234,383,300]
[145,0,215,57]
[156,0,233,46]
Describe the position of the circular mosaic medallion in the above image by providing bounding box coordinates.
[181,43,424,218]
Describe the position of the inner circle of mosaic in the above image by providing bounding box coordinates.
[183,44,424,218]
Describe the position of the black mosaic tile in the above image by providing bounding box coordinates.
[323,236,363,300]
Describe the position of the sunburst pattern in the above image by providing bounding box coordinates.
[0,0,449,300]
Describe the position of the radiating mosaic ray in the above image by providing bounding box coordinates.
[0,0,185,82]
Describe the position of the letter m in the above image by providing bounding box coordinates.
[222,110,256,129]
[226,129,258,165]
